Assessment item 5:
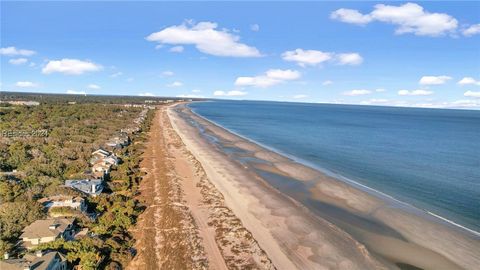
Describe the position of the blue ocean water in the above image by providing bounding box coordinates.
[189,100,480,232]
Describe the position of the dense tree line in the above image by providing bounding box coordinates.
[0,102,155,269]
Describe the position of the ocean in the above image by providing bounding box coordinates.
[189,100,480,232]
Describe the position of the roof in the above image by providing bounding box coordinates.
[0,251,67,270]
[91,148,110,157]
[21,218,74,239]
[92,162,111,170]
[26,252,67,270]
[38,195,84,204]
[65,179,104,195]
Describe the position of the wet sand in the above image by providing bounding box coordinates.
[169,103,480,270]
[128,105,274,270]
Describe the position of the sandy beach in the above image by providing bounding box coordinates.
[129,103,480,270]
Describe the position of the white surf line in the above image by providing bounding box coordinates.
[186,102,480,237]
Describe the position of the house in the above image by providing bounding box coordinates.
[65,179,104,196]
[20,218,75,249]
[0,251,68,270]
[90,148,112,164]
[102,155,120,166]
[91,163,111,179]
[92,162,111,174]
[38,195,87,214]
[92,148,110,157]
[106,133,129,149]
[90,148,111,164]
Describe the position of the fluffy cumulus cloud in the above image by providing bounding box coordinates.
[66,89,86,95]
[282,49,332,67]
[88,84,101,89]
[282,49,362,66]
[330,8,372,25]
[167,81,183,87]
[42,59,102,75]
[0,46,36,56]
[462,24,480,37]
[419,75,452,85]
[398,89,433,96]
[146,21,261,57]
[331,3,458,37]
[15,81,38,88]
[336,53,363,65]
[343,89,372,96]
[458,77,480,86]
[9,58,28,65]
[213,90,247,97]
[235,69,301,88]
[464,91,480,98]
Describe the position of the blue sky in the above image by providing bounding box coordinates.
[1,1,480,109]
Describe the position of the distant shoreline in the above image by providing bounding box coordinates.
[173,102,480,270]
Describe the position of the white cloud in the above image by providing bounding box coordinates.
[146,21,261,57]
[192,89,201,93]
[250,24,260,32]
[322,80,333,86]
[282,49,363,66]
[458,77,480,86]
[88,84,100,89]
[177,94,204,98]
[0,46,36,56]
[235,69,301,88]
[162,70,174,77]
[9,58,28,65]
[167,81,183,87]
[360,98,390,105]
[398,89,433,96]
[293,94,308,99]
[464,91,480,98]
[419,75,451,85]
[343,89,372,96]
[449,99,480,108]
[375,88,386,92]
[66,89,86,95]
[336,53,363,65]
[110,72,123,78]
[42,59,102,75]
[462,24,480,37]
[213,90,247,97]
[331,3,458,37]
[169,46,184,53]
[15,81,38,88]
[139,92,155,97]
[330,8,373,25]
[282,49,333,67]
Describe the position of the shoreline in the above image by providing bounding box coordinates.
[188,104,480,237]
[172,103,480,270]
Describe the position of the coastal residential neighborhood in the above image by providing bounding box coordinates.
[0,102,154,270]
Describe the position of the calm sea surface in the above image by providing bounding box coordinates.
[189,100,480,232]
